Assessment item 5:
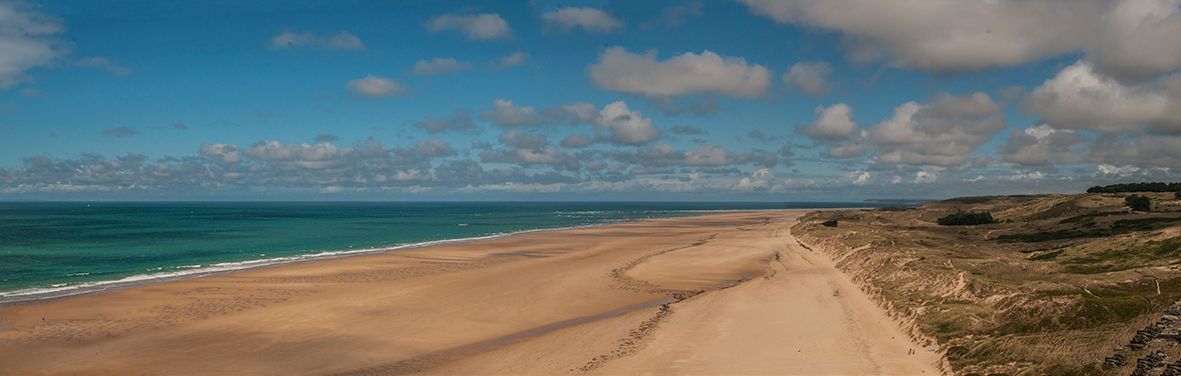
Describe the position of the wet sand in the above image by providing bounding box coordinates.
[0,211,940,375]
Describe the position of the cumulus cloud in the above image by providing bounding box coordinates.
[1084,133,1181,168]
[606,144,785,170]
[999,124,1084,166]
[871,92,1004,166]
[479,99,596,127]
[739,0,1181,79]
[589,46,771,98]
[560,133,594,148]
[268,30,364,50]
[497,129,548,150]
[650,1,704,28]
[0,1,67,89]
[480,99,540,127]
[1023,60,1181,134]
[1086,0,1181,81]
[199,143,240,164]
[412,57,473,76]
[736,168,773,191]
[425,13,511,40]
[804,103,858,140]
[802,103,868,158]
[491,51,528,68]
[739,0,1093,72]
[915,170,939,184]
[478,128,584,170]
[593,101,661,145]
[405,139,455,158]
[541,7,624,34]
[346,75,403,98]
[417,110,475,134]
[245,140,346,169]
[77,56,132,76]
[783,61,833,96]
[848,171,872,186]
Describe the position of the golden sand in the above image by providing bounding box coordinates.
[0,211,939,375]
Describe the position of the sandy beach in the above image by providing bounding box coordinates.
[0,211,940,375]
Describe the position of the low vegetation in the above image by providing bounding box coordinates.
[794,189,1181,375]
[1125,194,1152,212]
[936,211,995,226]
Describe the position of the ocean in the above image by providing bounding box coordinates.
[0,201,868,303]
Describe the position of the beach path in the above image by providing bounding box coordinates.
[0,211,940,375]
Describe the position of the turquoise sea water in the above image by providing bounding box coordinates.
[0,202,868,302]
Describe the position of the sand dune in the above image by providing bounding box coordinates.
[0,211,939,375]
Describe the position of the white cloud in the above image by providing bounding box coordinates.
[650,1,704,28]
[346,75,403,98]
[268,30,364,50]
[848,171,871,185]
[736,168,773,191]
[479,99,597,127]
[77,56,132,76]
[804,103,858,140]
[425,13,511,40]
[1086,0,1181,81]
[491,51,528,68]
[560,133,594,148]
[589,46,771,98]
[246,140,342,162]
[541,7,624,34]
[593,101,661,145]
[999,124,1084,166]
[915,170,938,184]
[481,99,540,127]
[1096,164,1142,177]
[497,129,547,149]
[411,57,473,76]
[199,143,240,164]
[739,0,1181,79]
[1085,133,1181,168]
[0,1,67,89]
[783,61,832,96]
[1023,60,1181,134]
[871,92,1004,166]
[417,110,474,134]
[684,144,731,166]
[739,0,1094,72]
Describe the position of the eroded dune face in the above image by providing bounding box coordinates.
[795,192,1181,375]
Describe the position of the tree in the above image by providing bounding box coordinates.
[1125,194,1152,212]
[1087,182,1181,193]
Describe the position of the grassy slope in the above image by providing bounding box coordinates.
[794,192,1181,375]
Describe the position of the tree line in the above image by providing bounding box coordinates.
[1087,182,1181,194]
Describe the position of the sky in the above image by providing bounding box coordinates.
[1,0,1180,201]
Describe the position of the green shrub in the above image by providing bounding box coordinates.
[937,211,996,226]
[1125,194,1151,212]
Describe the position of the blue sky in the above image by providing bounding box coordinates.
[2,0,1180,200]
